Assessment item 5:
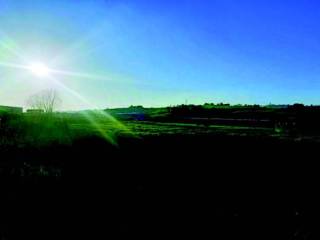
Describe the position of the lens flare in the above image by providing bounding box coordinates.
[28,62,50,77]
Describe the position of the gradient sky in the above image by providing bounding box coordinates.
[0,0,320,110]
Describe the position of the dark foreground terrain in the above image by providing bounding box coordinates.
[0,109,320,239]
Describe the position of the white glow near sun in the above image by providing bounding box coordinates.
[28,62,50,77]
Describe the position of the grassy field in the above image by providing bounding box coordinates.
[1,111,319,238]
[0,112,261,144]
[1,110,316,150]
[0,110,315,179]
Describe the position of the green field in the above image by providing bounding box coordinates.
[0,111,305,148]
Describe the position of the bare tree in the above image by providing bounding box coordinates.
[27,89,61,113]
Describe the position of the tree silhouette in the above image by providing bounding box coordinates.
[27,89,60,113]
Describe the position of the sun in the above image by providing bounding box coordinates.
[28,62,50,77]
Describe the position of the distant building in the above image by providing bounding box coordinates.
[0,105,23,114]
[26,109,44,114]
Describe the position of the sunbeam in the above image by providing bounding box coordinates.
[0,59,133,85]
[0,57,135,144]
[50,68,119,82]
[0,31,27,62]
[47,75,135,144]
[49,19,110,66]
[0,61,29,70]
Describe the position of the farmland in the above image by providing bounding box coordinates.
[0,107,320,238]
[1,105,320,160]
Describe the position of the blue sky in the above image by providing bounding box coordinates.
[0,0,320,109]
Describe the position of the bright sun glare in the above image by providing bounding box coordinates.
[28,62,50,77]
